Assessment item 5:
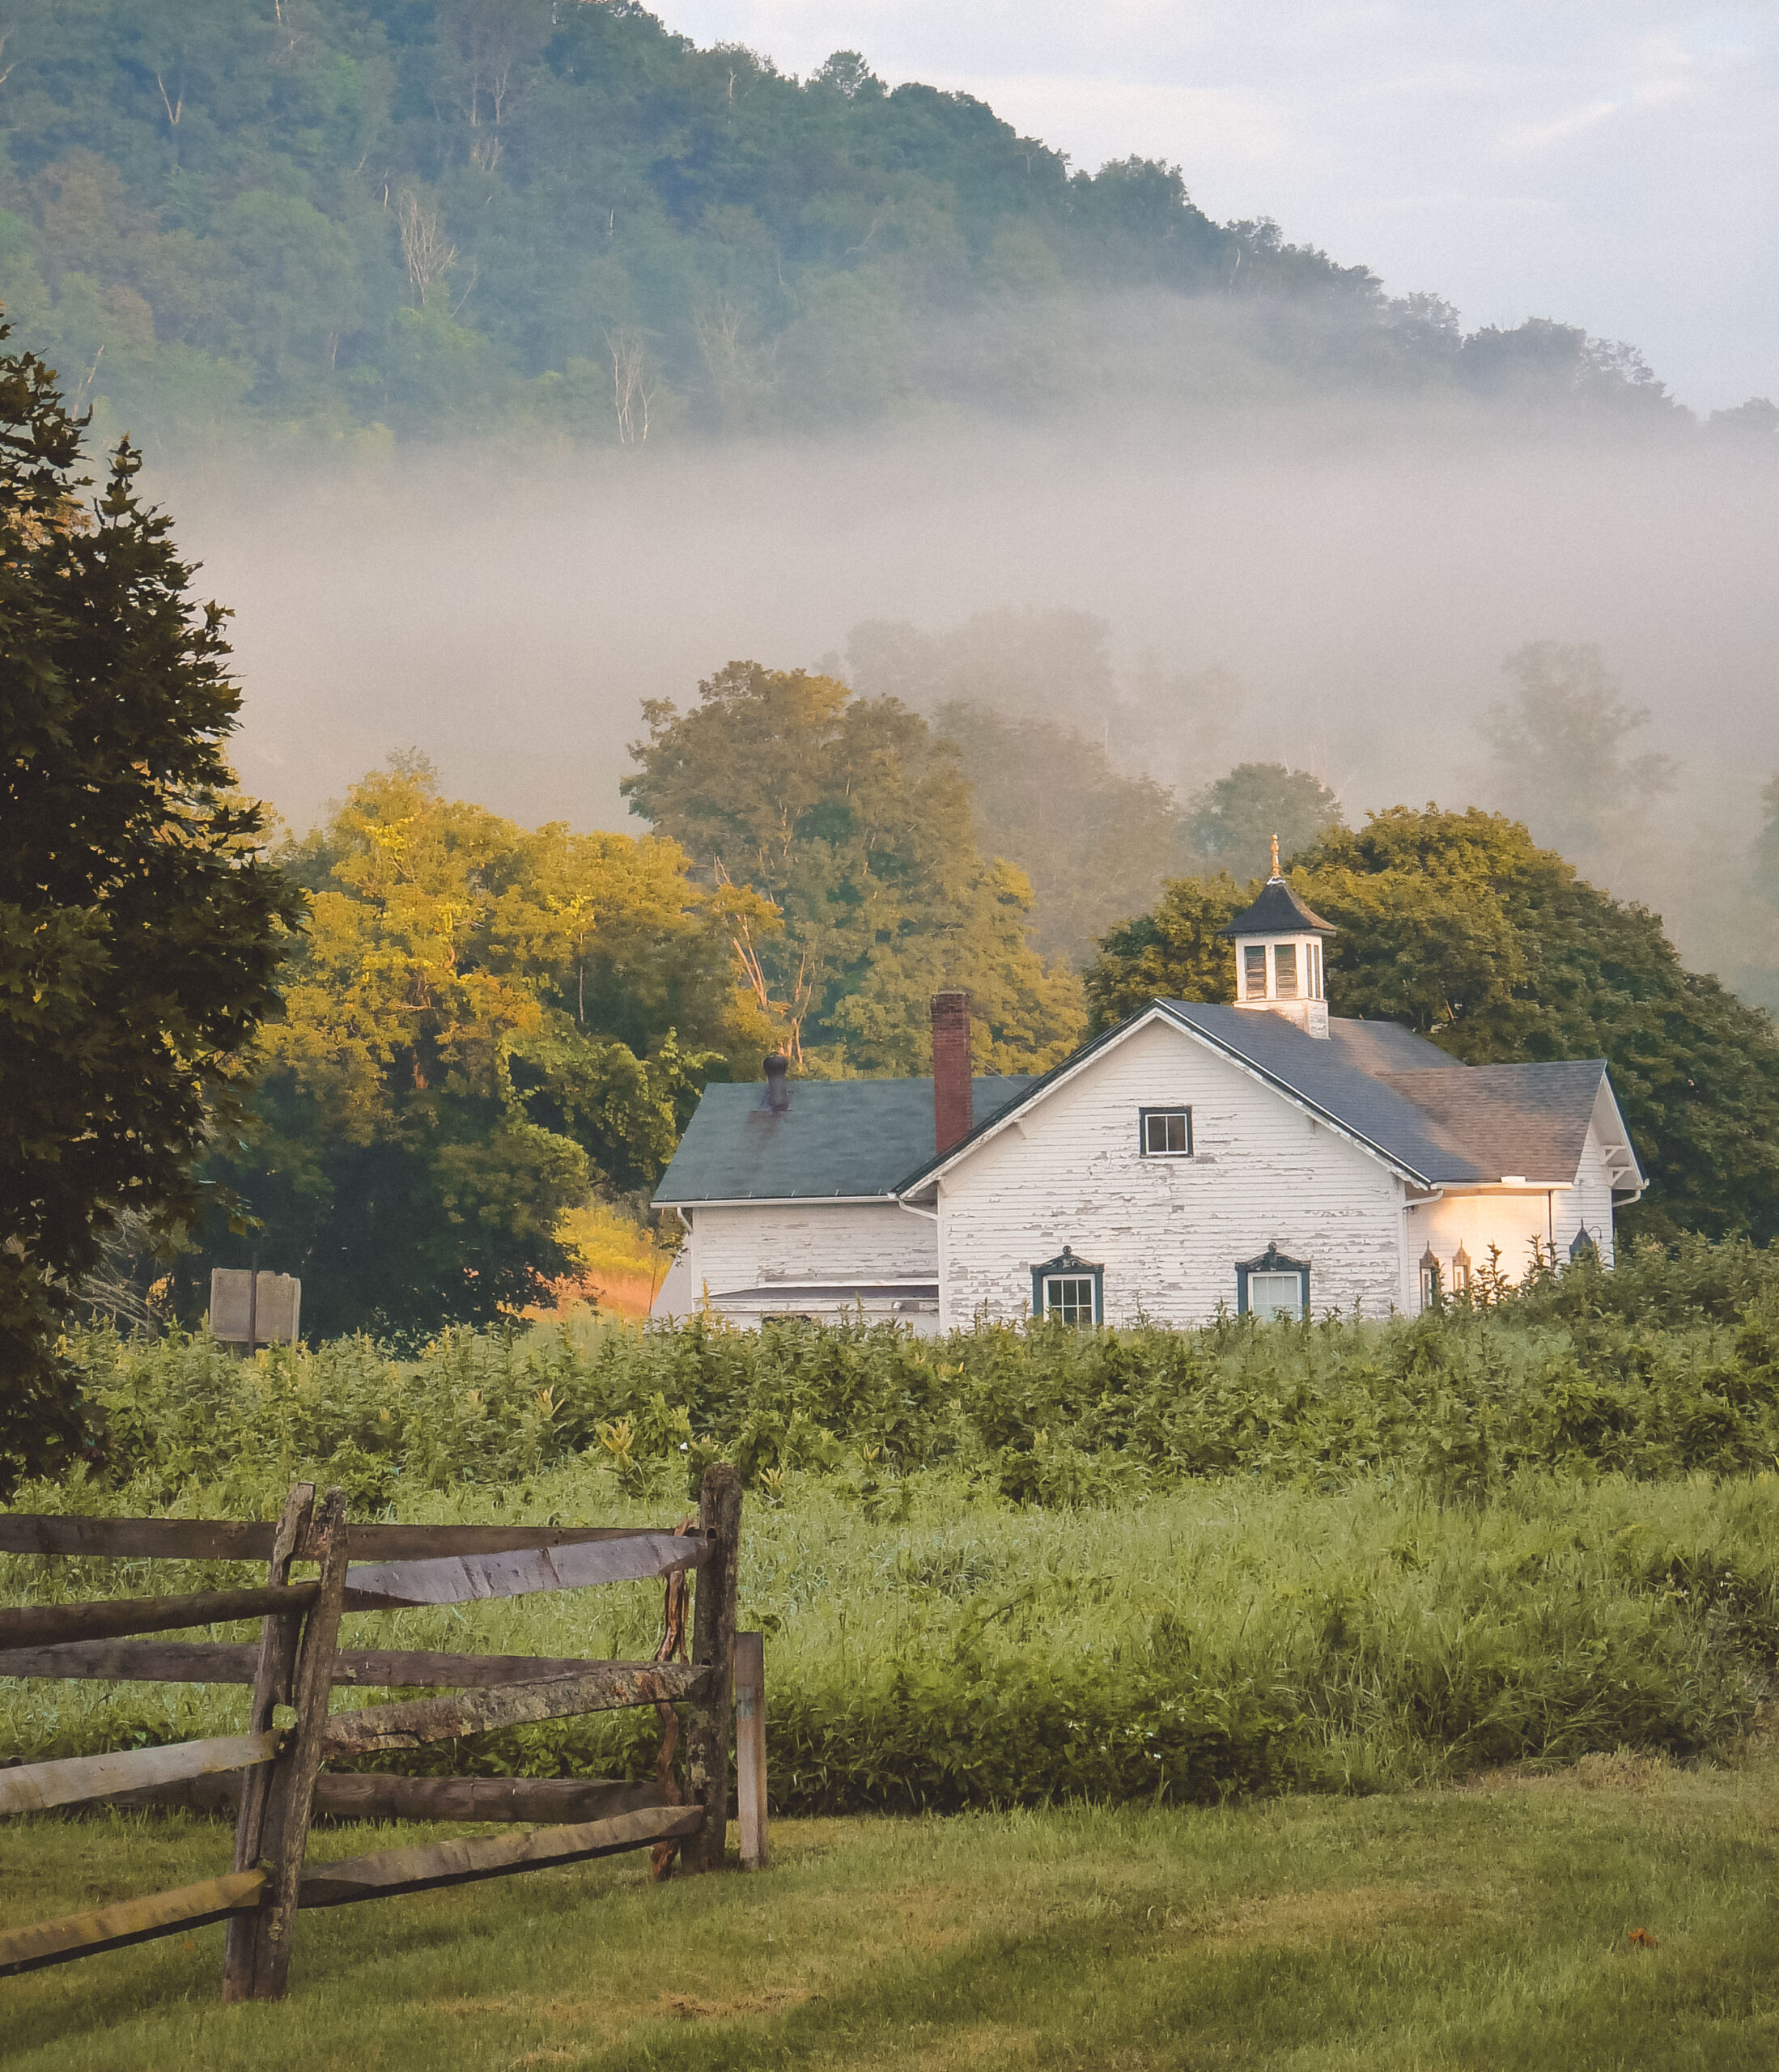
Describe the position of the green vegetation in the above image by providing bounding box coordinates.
[623,660,1085,1072]
[11,1454,1777,1810]
[194,754,776,1341]
[6,1249,1779,2054]
[1089,806,1779,1245]
[0,324,295,1478]
[7,1239,1779,1804]
[4,1754,1778,2070]
[49,1234,1779,1505]
[0,2,1697,451]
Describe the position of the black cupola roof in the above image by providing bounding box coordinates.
[1218,877,1338,939]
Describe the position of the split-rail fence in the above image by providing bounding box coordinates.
[0,1463,767,1999]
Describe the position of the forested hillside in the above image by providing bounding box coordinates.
[0,0,1691,448]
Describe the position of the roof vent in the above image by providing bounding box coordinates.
[762,1052,791,1114]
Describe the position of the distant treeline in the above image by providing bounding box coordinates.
[1,0,1764,448]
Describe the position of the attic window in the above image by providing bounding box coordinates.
[1140,1108,1192,1157]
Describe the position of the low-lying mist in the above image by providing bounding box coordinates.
[156,403,1779,993]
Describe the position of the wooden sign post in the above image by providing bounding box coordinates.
[209,1270,301,1352]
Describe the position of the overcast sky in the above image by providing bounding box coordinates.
[663,0,1776,414]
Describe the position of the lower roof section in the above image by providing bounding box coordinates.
[653,1076,1034,1205]
[703,1283,940,1320]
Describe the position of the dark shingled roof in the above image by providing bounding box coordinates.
[658,1006,1636,1207]
[653,1076,1037,1204]
[1153,1004,1486,1185]
[1375,1062,1611,1185]
[1324,1020,1463,1075]
[1218,878,1337,938]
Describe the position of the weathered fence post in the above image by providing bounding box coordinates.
[222,1480,314,2001]
[734,1631,767,1871]
[681,1464,741,1874]
[245,1488,349,2000]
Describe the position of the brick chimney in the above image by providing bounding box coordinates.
[931,991,973,1156]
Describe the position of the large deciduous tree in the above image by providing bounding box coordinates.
[1478,642,1677,877]
[622,661,1085,1074]
[1,330,298,1481]
[1086,806,1779,1244]
[199,758,775,1340]
[1182,762,1345,884]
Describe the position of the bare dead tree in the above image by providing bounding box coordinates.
[442,0,546,168]
[711,861,811,1060]
[693,297,747,384]
[397,189,456,305]
[606,329,655,445]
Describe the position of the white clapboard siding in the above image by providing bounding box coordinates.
[1403,1123,1617,1306]
[682,1202,936,1301]
[937,1017,1407,1329]
[1406,1191,1557,1299]
[1568,1122,1619,1264]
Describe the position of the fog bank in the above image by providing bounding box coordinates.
[156,410,1779,979]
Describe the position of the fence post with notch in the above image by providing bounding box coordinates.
[222,1478,315,2001]
[681,1463,741,1873]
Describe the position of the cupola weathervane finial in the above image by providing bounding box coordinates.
[1270,833,1280,879]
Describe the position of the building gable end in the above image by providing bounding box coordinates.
[895,1003,1430,1199]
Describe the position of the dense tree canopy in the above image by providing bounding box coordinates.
[1182,763,1345,884]
[928,703,1183,964]
[1087,807,1779,1244]
[0,327,295,1474]
[623,661,1085,1073]
[1479,642,1677,882]
[0,1,1702,447]
[196,758,772,1339]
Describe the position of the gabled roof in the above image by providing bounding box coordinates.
[1153,1004,1483,1185]
[1377,1061,1642,1191]
[894,1002,1632,1199]
[652,1076,1036,1204]
[658,1005,1642,1209]
[1219,878,1337,938]
[892,1003,1480,1196]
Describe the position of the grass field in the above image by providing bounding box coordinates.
[3,1737,1777,2070]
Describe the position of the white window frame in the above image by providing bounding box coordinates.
[1042,1276,1097,1325]
[1140,1107,1193,1157]
[1236,1246,1311,1322]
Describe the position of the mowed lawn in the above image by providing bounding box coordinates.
[3,1747,1777,2072]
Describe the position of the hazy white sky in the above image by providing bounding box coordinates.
[664,0,1777,413]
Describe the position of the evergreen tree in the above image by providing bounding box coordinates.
[0,328,297,1482]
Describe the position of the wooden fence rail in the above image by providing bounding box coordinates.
[0,1464,762,2000]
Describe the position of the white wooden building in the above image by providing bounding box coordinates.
[652,870,1645,1331]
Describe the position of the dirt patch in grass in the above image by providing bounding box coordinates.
[1198,1883,1452,1948]
[1467,1749,1683,1795]
[653,1987,817,2020]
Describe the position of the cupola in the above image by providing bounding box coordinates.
[1217,836,1336,1038]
